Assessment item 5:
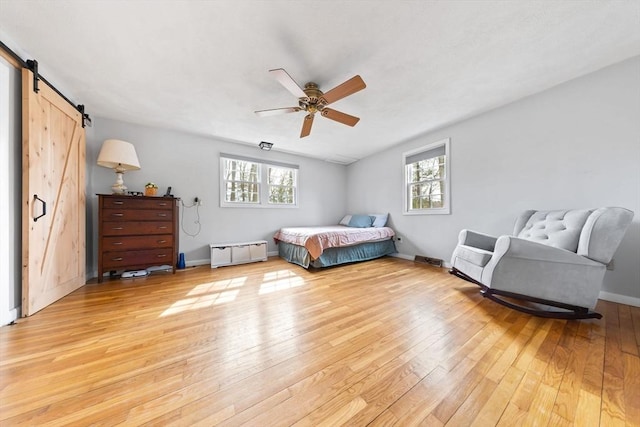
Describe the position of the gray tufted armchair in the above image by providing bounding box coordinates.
[450,207,634,319]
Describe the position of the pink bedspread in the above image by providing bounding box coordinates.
[273,225,395,259]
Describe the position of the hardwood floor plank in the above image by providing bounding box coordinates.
[601,302,627,426]
[618,304,639,356]
[622,353,640,426]
[0,258,635,426]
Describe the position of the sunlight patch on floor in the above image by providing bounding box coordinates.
[259,269,306,295]
[160,277,247,317]
[187,277,247,296]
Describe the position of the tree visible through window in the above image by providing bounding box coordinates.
[268,167,295,204]
[403,138,450,215]
[408,156,445,209]
[223,159,259,203]
[220,154,298,207]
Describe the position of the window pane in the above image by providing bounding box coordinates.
[225,182,259,203]
[268,166,296,205]
[409,181,445,210]
[408,155,445,183]
[268,167,293,185]
[269,186,294,204]
[224,159,259,182]
[223,159,261,203]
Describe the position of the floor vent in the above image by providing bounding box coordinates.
[414,255,443,267]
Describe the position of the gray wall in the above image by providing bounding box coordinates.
[347,56,640,303]
[87,119,348,275]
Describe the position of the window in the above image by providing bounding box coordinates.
[268,166,296,204]
[403,138,450,215]
[220,154,298,207]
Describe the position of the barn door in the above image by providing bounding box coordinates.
[21,68,86,316]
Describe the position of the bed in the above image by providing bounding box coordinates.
[273,214,397,268]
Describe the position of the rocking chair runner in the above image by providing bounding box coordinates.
[449,207,634,319]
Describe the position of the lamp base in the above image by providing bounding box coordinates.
[111,171,127,194]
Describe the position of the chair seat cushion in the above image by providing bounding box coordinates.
[454,244,493,267]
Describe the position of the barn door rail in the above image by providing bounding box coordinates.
[0,39,92,127]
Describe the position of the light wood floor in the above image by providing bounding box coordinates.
[1,257,639,426]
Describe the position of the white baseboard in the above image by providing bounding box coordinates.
[599,291,640,308]
[1,307,20,326]
[390,253,414,261]
[186,259,210,267]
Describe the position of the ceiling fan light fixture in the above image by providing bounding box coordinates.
[259,141,273,151]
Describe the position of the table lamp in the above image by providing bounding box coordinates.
[97,139,141,194]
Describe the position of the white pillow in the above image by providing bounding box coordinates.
[369,213,389,227]
[339,215,352,225]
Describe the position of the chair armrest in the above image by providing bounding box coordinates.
[493,236,602,266]
[458,229,497,252]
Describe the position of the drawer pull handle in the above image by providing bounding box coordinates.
[112,257,124,261]
[157,240,167,243]
[113,242,123,245]
[111,213,124,217]
[158,226,168,229]
[157,254,167,258]
[158,202,168,206]
[157,213,167,217]
[113,201,124,205]
[111,227,124,230]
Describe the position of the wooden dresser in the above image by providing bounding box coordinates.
[97,194,179,282]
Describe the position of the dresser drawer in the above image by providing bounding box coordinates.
[101,221,174,236]
[103,197,175,210]
[102,209,173,221]
[102,235,173,251]
[102,249,174,269]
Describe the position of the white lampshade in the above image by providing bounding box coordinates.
[97,139,141,194]
[97,139,141,170]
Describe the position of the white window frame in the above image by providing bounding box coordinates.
[402,138,451,215]
[220,154,298,208]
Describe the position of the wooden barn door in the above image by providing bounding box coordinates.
[21,68,86,316]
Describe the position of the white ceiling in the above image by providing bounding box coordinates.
[1,1,639,164]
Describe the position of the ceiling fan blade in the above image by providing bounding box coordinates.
[269,68,308,99]
[321,108,360,127]
[320,75,366,105]
[300,114,314,138]
[254,107,301,117]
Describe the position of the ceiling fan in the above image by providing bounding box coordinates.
[255,68,366,138]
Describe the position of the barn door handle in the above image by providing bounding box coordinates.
[33,194,46,222]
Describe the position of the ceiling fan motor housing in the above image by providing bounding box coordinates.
[299,82,325,114]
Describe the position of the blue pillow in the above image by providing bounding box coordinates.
[348,214,373,228]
